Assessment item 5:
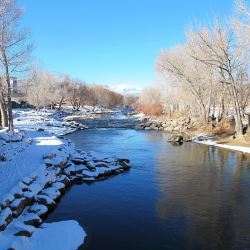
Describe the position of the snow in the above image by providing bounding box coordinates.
[0,128,23,142]
[0,132,62,205]
[27,220,86,250]
[0,220,86,250]
[195,139,250,153]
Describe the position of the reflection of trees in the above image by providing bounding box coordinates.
[154,141,250,249]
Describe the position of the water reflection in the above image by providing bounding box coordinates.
[155,142,250,249]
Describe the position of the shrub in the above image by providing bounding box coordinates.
[137,103,163,116]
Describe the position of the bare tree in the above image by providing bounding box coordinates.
[186,23,248,137]
[156,44,218,124]
[54,75,70,111]
[0,0,32,130]
[27,66,54,111]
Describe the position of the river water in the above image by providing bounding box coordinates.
[46,128,250,250]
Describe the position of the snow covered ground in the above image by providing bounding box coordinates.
[13,109,87,136]
[193,135,250,154]
[195,139,250,154]
[0,108,130,250]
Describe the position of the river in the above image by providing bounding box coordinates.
[46,126,250,250]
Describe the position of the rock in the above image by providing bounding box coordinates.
[64,164,76,176]
[37,128,44,132]
[134,124,144,130]
[0,207,13,231]
[75,164,88,174]
[12,187,23,199]
[14,229,32,237]
[35,195,56,209]
[22,213,42,227]
[168,134,184,144]
[71,158,86,165]
[52,182,65,192]
[1,193,15,208]
[117,159,130,169]
[82,170,98,178]
[22,177,34,186]
[86,161,96,171]
[0,154,6,161]
[40,187,61,201]
[28,204,48,218]
[118,158,130,164]
[43,153,56,160]
[57,175,70,186]
[13,222,35,237]
[95,163,109,168]
[9,198,26,218]
[139,117,149,122]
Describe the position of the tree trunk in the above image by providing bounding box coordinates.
[0,98,8,127]
[232,86,243,137]
[2,51,13,131]
[58,97,64,111]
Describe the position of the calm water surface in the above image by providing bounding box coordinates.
[46,129,250,250]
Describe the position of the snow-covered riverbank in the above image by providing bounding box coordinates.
[194,138,250,154]
[0,109,130,250]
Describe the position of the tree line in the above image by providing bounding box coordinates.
[138,0,250,137]
[25,66,125,111]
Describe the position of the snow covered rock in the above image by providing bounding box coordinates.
[117,159,130,169]
[9,198,26,218]
[35,195,56,209]
[75,164,89,174]
[64,164,76,176]
[0,128,23,142]
[0,193,15,208]
[95,162,109,168]
[21,212,42,227]
[52,182,66,192]
[82,170,98,178]
[57,175,70,186]
[28,204,48,218]
[71,157,86,165]
[13,220,35,237]
[22,177,34,186]
[85,161,96,170]
[0,207,13,231]
[40,187,61,201]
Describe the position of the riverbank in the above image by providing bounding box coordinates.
[135,114,250,154]
[0,109,130,250]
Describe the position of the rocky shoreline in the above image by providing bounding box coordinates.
[0,137,130,248]
[0,108,131,249]
[134,116,197,132]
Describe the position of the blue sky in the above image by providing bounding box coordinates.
[19,0,234,88]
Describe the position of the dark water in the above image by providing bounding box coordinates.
[46,129,250,250]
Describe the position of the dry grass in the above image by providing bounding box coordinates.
[215,132,250,147]
[205,120,234,135]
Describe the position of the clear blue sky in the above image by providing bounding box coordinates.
[19,0,234,88]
